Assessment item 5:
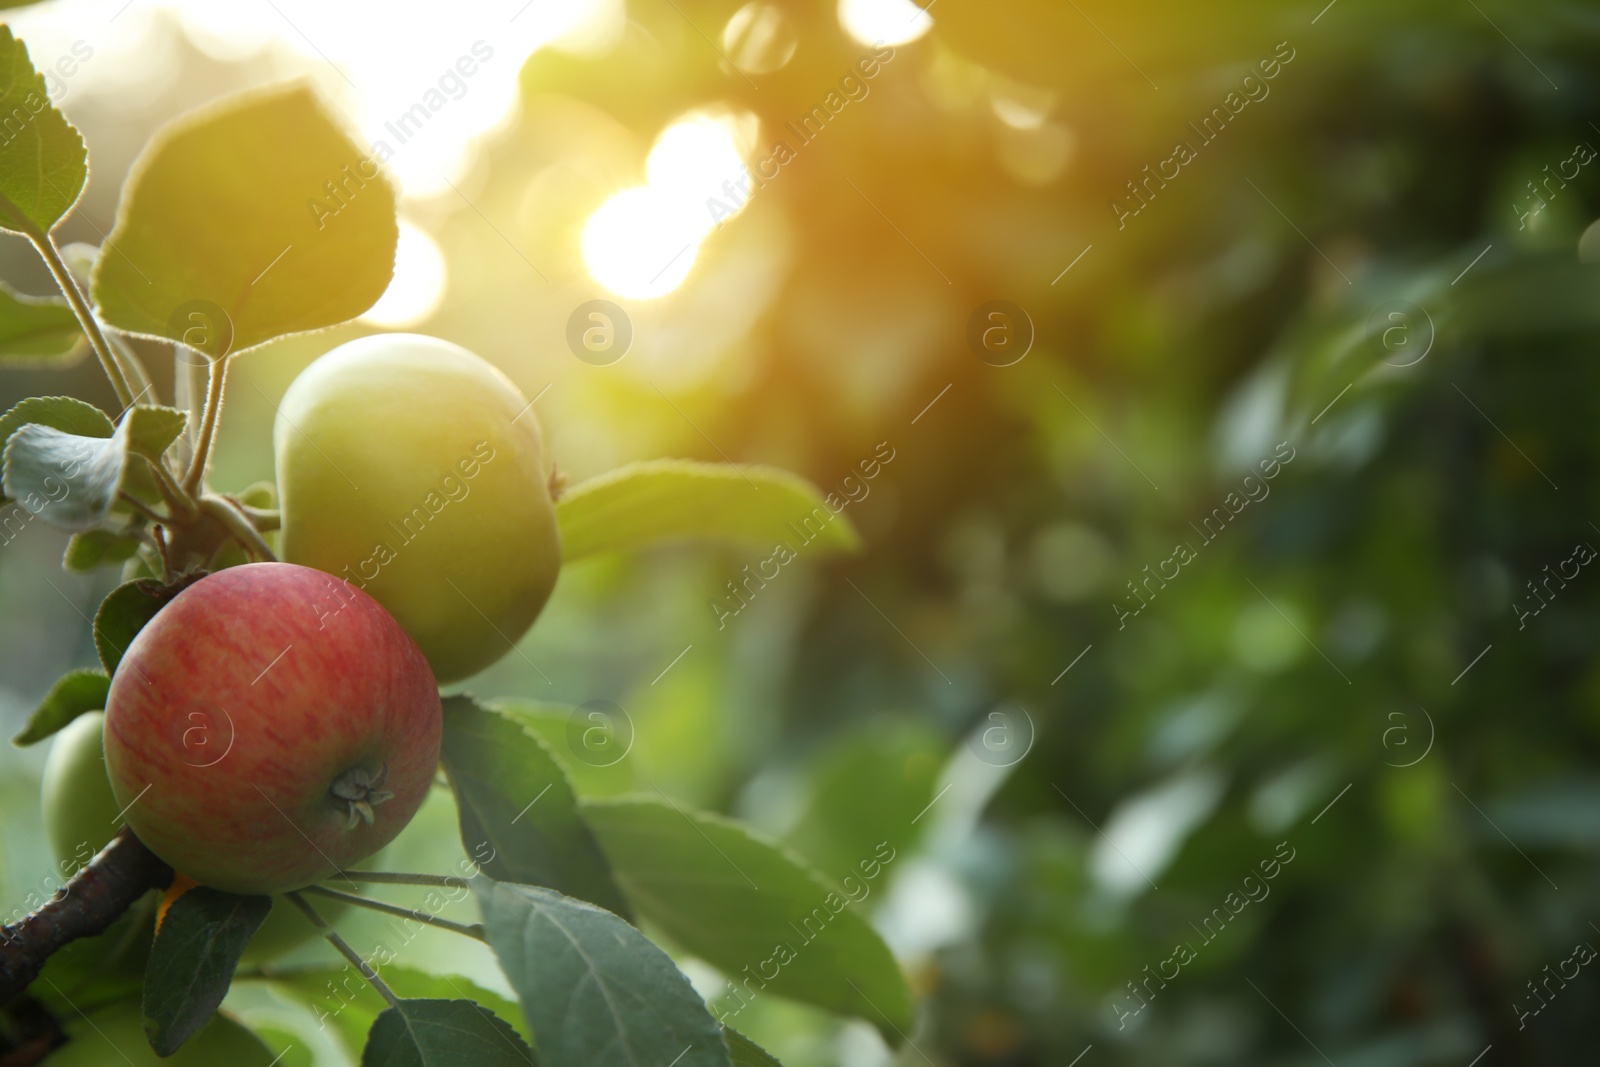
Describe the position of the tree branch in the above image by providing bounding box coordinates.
[0,830,172,1007]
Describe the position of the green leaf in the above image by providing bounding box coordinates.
[142,886,271,1056]
[93,573,204,675]
[125,404,187,462]
[63,528,143,573]
[723,1028,782,1067]
[440,696,632,919]
[491,699,640,799]
[556,460,862,563]
[473,877,731,1067]
[12,666,108,745]
[782,721,943,883]
[581,797,913,1043]
[361,999,536,1067]
[0,280,82,364]
[0,395,112,506]
[92,82,398,357]
[261,965,528,1060]
[0,26,87,234]
[1,417,129,530]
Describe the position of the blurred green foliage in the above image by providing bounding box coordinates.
[4,0,1600,1063]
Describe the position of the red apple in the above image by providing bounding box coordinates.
[102,563,440,895]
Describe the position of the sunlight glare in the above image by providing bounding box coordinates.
[583,188,704,300]
[646,114,753,211]
[583,114,752,299]
[361,220,447,328]
[837,0,933,48]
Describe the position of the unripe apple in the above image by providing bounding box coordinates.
[274,333,561,683]
[45,1002,274,1066]
[41,712,113,875]
[41,710,354,962]
[102,563,441,895]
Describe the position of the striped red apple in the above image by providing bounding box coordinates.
[102,563,440,895]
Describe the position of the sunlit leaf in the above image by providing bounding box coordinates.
[492,699,639,799]
[0,25,87,234]
[92,81,397,356]
[557,460,862,562]
[0,280,82,363]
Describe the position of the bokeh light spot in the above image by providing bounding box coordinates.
[582,114,752,299]
[838,0,932,48]
[361,220,446,328]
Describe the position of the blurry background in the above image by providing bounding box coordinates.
[3,0,1600,1062]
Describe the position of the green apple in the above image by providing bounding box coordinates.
[275,333,561,683]
[40,710,355,964]
[44,1002,275,1066]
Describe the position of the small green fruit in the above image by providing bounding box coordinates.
[41,712,113,875]
[275,333,562,683]
[40,709,353,963]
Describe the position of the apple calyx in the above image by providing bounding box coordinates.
[329,763,394,829]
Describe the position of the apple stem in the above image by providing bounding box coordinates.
[144,455,199,519]
[301,885,486,941]
[150,524,173,581]
[13,216,138,412]
[115,490,166,526]
[284,891,400,1008]
[329,870,469,889]
[106,331,156,408]
[198,495,277,562]
[234,502,280,531]
[183,353,230,494]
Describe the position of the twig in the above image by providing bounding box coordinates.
[144,457,198,519]
[151,524,173,581]
[198,495,276,562]
[233,503,280,532]
[115,491,166,526]
[301,885,484,940]
[0,830,172,1006]
[106,332,154,404]
[284,892,400,1008]
[183,354,230,494]
[9,213,137,410]
[330,871,470,889]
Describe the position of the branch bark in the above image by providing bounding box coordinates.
[0,830,172,1007]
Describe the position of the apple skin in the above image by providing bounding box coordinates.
[44,1003,274,1066]
[274,333,561,683]
[41,712,113,875]
[102,563,441,895]
[41,711,354,963]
